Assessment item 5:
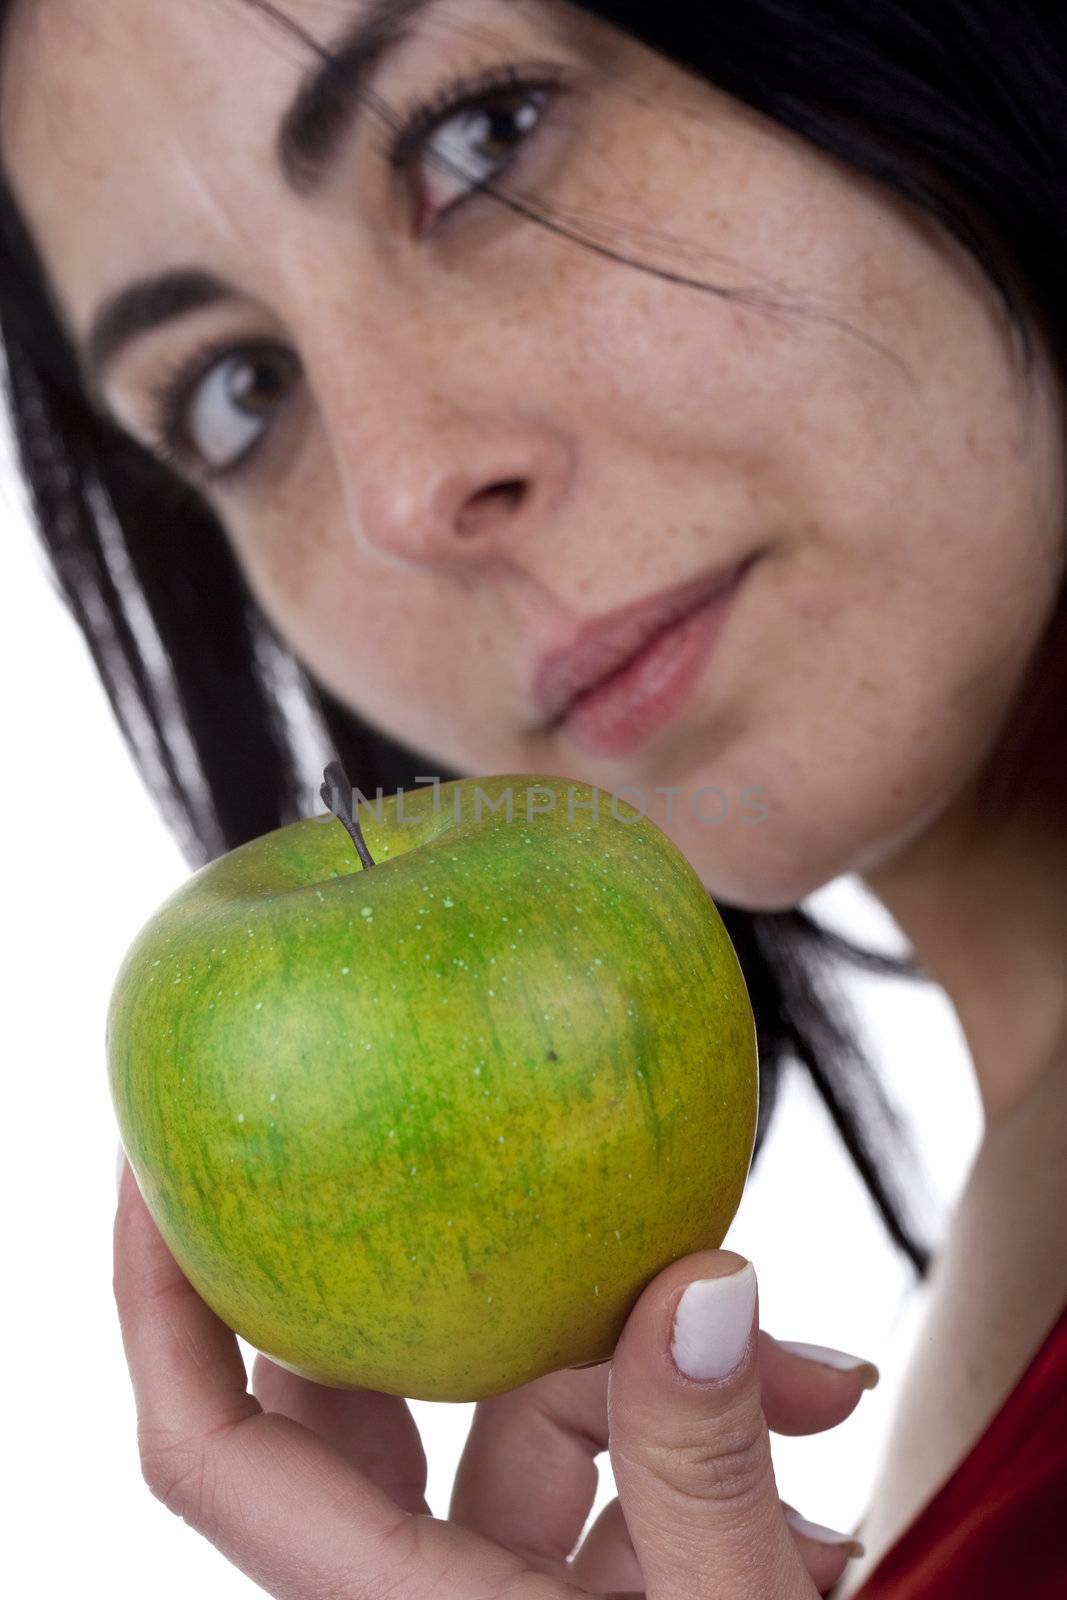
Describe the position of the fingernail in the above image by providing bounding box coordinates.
[776,1339,880,1389]
[671,1261,757,1381]
[784,1507,865,1557]
[116,1140,127,1197]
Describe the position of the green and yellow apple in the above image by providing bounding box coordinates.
[107,767,757,1401]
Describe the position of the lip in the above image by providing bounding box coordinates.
[534,552,760,734]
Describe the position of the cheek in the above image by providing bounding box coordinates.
[663,516,1065,909]
[222,509,426,713]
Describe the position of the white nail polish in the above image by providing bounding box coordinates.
[776,1339,879,1379]
[784,1507,865,1554]
[671,1263,757,1381]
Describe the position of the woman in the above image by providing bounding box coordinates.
[2,0,1065,1595]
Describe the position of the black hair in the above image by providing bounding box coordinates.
[8,0,1061,1281]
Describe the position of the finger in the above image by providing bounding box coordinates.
[446,1312,876,1582]
[781,1502,866,1595]
[607,1250,818,1600]
[758,1330,879,1436]
[448,1360,610,1574]
[114,1160,565,1600]
[568,1495,645,1595]
[250,1354,431,1515]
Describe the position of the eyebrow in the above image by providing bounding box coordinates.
[80,0,440,402]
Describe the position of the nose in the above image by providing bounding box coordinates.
[335,406,575,574]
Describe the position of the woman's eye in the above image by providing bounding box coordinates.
[143,72,562,483]
[150,343,301,483]
[390,68,562,230]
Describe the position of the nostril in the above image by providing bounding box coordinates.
[458,478,529,534]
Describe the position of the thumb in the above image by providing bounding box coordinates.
[607,1250,818,1600]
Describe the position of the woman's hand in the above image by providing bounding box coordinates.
[115,1156,875,1598]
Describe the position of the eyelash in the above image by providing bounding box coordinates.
[145,62,566,487]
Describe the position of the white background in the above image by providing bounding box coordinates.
[2,415,982,1596]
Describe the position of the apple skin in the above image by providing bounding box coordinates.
[107,773,758,1402]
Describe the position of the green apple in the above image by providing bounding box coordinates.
[107,766,757,1401]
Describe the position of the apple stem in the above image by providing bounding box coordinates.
[320,760,376,870]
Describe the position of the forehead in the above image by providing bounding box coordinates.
[2,0,292,308]
[0,0,564,344]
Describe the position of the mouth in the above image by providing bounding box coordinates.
[533,552,762,753]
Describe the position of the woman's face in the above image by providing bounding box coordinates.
[3,0,1065,907]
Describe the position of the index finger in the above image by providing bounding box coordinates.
[113,1159,556,1600]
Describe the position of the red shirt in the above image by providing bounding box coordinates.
[853,1297,1067,1598]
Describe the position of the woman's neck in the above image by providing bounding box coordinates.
[860,733,1067,1129]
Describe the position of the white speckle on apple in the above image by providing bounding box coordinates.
[498,1135,505,1143]
[594,1285,599,1295]
[152,959,161,967]
[488,989,496,996]
[388,1129,395,1137]
[410,1166,417,1176]
[247,928,254,936]
[237,1113,245,1123]
[269,1093,277,1102]
[360,906,373,919]
[443,897,454,907]
[487,1296,493,1303]
[340,966,350,975]
[447,1219,453,1226]
[255,1002,263,1010]
[410,1254,417,1261]
[173,975,183,983]
[208,1002,215,1009]
[415,923,422,930]
[615,1229,622,1241]
[593,958,603,966]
